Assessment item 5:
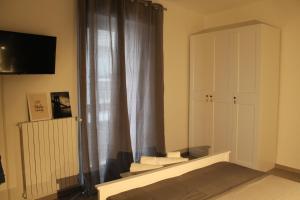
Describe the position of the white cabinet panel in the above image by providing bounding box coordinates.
[189,23,280,171]
[212,102,233,154]
[189,98,212,148]
[235,104,255,167]
[212,30,235,158]
[190,33,214,93]
[235,27,257,93]
[189,34,214,149]
[233,26,258,167]
[214,31,235,97]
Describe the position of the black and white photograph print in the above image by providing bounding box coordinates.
[51,92,72,119]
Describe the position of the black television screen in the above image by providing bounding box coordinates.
[0,30,56,74]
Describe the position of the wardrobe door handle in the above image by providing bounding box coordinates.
[233,96,237,104]
[205,95,209,102]
[209,95,213,102]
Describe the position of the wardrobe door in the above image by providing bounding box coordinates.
[232,26,258,167]
[189,34,214,149]
[212,30,235,157]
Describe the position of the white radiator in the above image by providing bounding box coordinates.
[19,117,79,199]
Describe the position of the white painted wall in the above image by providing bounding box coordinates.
[1,0,298,198]
[0,0,203,199]
[0,78,9,200]
[203,0,300,169]
[155,0,204,151]
[0,0,78,199]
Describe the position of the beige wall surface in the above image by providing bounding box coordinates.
[0,0,78,199]
[155,0,204,151]
[0,79,9,200]
[2,0,298,198]
[0,0,203,199]
[203,0,300,169]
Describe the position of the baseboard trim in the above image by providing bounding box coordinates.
[275,164,300,174]
[37,193,57,200]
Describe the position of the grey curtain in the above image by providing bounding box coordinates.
[0,156,5,184]
[78,0,165,190]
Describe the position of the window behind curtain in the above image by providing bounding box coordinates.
[78,0,165,186]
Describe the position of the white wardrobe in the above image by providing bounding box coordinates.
[189,22,280,171]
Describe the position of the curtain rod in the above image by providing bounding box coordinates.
[133,0,167,11]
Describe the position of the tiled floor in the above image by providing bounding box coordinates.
[214,175,300,200]
[269,168,300,183]
[55,194,97,200]
[75,195,97,200]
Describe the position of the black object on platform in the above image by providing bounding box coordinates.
[0,156,5,184]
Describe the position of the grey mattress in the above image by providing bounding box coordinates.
[108,162,265,200]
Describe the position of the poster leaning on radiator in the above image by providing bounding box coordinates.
[27,93,52,122]
[50,91,72,119]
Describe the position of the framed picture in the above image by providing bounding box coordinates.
[27,93,51,121]
[51,92,72,119]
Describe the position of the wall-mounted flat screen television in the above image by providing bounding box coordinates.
[0,30,56,74]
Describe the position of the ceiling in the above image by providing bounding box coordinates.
[166,0,263,14]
